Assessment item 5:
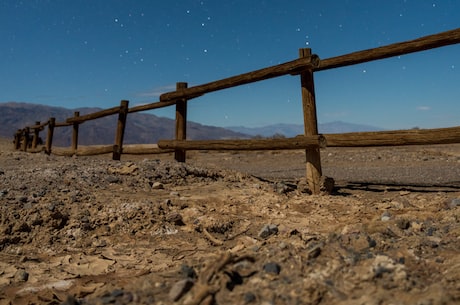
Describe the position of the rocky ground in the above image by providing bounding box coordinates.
[0,137,459,305]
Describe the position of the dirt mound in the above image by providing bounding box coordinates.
[0,141,459,304]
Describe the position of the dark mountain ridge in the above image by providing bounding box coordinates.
[1,102,383,147]
[0,102,249,146]
[227,122,383,138]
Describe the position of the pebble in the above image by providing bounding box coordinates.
[180,264,197,279]
[18,196,28,203]
[106,175,121,184]
[165,212,185,226]
[448,198,460,208]
[100,289,134,304]
[14,269,29,282]
[169,278,194,302]
[244,292,257,303]
[258,224,278,239]
[169,191,180,197]
[151,182,164,190]
[263,262,281,275]
[273,182,295,194]
[307,244,322,259]
[61,295,80,305]
[381,211,391,221]
[396,218,411,230]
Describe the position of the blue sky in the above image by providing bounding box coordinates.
[1,0,459,129]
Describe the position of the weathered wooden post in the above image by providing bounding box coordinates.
[21,127,30,152]
[14,129,22,150]
[175,82,188,162]
[113,100,129,160]
[45,117,55,155]
[299,48,322,194]
[32,121,40,149]
[72,111,80,154]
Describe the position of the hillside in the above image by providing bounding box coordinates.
[227,122,383,138]
[0,102,249,146]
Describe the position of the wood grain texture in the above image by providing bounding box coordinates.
[158,136,323,151]
[317,28,460,71]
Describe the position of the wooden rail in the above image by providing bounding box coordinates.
[325,126,460,147]
[128,100,177,113]
[13,28,460,194]
[158,135,326,151]
[317,28,460,71]
[66,106,121,123]
[159,54,320,102]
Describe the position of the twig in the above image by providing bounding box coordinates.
[202,227,224,246]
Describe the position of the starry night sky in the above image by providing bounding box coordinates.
[1,0,459,129]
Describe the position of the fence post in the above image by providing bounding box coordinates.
[113,100,129,160]
[14,129,22,150]
[45,117,55,155]
[32,121,40,149]
[72,111,80,154]
[175,82,188,162]
[299,48,322,194]
[21,127,30,152]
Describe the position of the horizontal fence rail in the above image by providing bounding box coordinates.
[13,28,460,194]
[317,28,460,71]
[159,54,320,102]
[325,126,460,147]
[158,135,326,151]
[66,106,121,124]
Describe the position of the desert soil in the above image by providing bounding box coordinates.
[0,137,459,305]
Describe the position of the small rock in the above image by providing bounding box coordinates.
[307,244,322,259]
[320,176,335,194]
[14,269,29,282]
[61,295,80,305]
[18,196,28,203]
[258,224,278,239]
[371,255,407,281]
[169,278,194,302]
[180,264,197,279]
[100,289,125,304]
[15,222,31,233]
[273,182,295,194]
[165,213,185,226]
[106,175,121,184]
[381,211,391,221]
[244,292,257,303]
[396,218,411,230]
[263,262,281,275]
[151,182,164,190]
[448,198,460,209]
[367,236,377,248]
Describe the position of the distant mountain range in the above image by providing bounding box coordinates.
[0,102,249,146]
[227,122,383,138]
[0,102,383,146]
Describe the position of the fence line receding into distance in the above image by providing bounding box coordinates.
[14,28,460,194]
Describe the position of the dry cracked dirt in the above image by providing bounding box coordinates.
[0,137,459,305]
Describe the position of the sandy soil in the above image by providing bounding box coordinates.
[0,137,459,305]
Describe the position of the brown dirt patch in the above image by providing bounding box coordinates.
[1,138,459,304]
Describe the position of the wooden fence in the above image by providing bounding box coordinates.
[14,28,460,194]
